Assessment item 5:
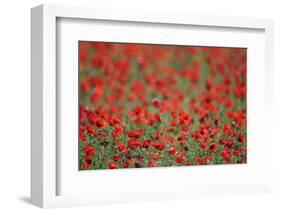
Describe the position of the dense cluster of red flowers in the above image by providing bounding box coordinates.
[79,42,247,170]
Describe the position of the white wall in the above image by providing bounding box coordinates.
[0,0,280,212]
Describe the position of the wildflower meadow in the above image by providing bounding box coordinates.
[79,42,247,170]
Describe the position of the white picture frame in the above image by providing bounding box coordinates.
[31,4,274,208]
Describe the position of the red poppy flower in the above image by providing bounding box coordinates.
[140,139,151,148]
[223,123,232,135]
[183,68,200,83]
[151,141,165,151]
[83,144,96,156]
[209,127,217,136]
[178,138,187,146]
[112,125,124,138]
[79,131,86,141]
[176,156,186,164]
[89,87,103,104]
[177,135,184,141]
[85,155,93,164]
[238,134,246,143]
[113,156,121,161]
[154,132,160,139]
[91,55,104,68]
[150,153,161,160]
[181,131,189,138]
[179,150,187,155]
[148,160,157,167]
[86,125,94,134]
[196,156,204,164]
[168,147,177,155]
[127,129,144,138]
[227,139,234,146]
[206,155,213,162]
[199,142,208,150]
[82,162,91,169]
[134,117,148,125]
[134,161,143,168]
[131,107,145,117]
[94,117,107,129]
[214,118,220,126]
[128,139,140,150]
[152,99,161,108]
[81,80,90,93]
[117,143,126,152]
[108,162,117,169]
[179,112,192,124]
[123,161,131,168]
[169,120,178,127]
[221,149,231,162]
[110,116,124,126]
[86,125,98,137]
[233,150,239,156]
[209,143,218,153]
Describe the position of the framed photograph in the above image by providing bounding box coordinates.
[31,4,274,208]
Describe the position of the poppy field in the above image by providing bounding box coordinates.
[79,41,247,170]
